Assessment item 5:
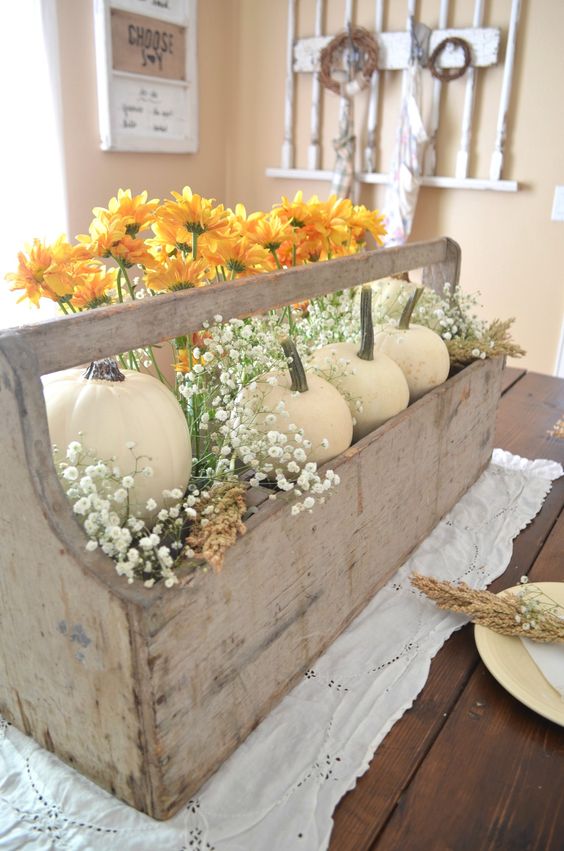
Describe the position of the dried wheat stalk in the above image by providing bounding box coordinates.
[411,574,564,643]
[186,482,247,573]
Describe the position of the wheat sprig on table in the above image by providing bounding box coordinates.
[410,574,564,643]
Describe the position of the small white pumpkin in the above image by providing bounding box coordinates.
[369,275,416,323]
[310,286,409,441]
[43,358,192,521]
[238,338,353,469]
[373,288,450,403]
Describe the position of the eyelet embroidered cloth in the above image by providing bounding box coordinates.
[0,450,561,851]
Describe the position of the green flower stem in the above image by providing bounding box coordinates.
[116,260,136,300]
[286,305,295,335]
[128,349,140,371]
[270,248,282,270]
[192,231,198,260]
[146,345,173,389]
[399,286,424,330]
[58,300,70,315]
[116,269,124,303]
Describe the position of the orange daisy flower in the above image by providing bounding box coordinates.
[71,266,117,310]
[6,236,83,305]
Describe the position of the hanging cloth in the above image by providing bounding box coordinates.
[322,27,378,201]
[384,59,428,245]
[330,92,356,200]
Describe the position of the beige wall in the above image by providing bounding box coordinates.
[57,0,234,236]
[56,0,564,375]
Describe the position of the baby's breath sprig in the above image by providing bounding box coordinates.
[411,574,564,642]
[55,440,200,588]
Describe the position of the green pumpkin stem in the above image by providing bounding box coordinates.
[398,286,424,330]
[357,285,374,361]
[281,337,309,393]
[83,357,126,382]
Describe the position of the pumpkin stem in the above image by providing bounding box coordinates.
[281,337,309,393]
[357,285,374,361]
[83,358,126,382]
[398,286,424,330]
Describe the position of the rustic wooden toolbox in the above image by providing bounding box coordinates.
[0,238,504,819]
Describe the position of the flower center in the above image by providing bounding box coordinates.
[185,222,205,235]
[226,259,246,274]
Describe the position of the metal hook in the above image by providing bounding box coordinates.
[346,21,361,75]
[409,15,431,66]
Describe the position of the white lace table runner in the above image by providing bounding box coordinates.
[0,450,561,851]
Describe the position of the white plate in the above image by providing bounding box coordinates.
[474,582,564,726]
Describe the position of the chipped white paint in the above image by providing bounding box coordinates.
[363,0,384,172]
[265,167,518,192]
[282,0,297,169]
[273,1,520,193]
[308,0,325,170]
[490,0,522,181]
[456,0,485,179]
[293,27,500,73]
[424,0,450,177]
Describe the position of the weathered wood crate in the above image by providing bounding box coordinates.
[0,239,503,819]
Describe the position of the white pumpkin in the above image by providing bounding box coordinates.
[238,338,353,469]
[43,358,192,521]
[373,288,450,402]
[369,275,416,322]
[310,286,409,441]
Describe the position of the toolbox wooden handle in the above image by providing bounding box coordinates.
[0,238,459,376]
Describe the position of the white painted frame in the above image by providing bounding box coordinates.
[270,0,522,193]
[93,0,198,153]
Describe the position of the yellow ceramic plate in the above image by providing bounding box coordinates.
[474,582,564,726]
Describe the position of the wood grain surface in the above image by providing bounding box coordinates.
[330,369,564,850]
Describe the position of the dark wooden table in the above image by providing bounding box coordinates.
[331,367,564,851]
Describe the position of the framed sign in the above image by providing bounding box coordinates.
[93,0,198,153]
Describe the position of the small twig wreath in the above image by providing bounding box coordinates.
[319,26,379,96]
[428,36,472,82]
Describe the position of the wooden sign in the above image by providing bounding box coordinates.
[110,8,186,81]
[94,0,198,153]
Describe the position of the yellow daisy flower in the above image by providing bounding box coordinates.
[93,189,159,237]
[349,204,387,246]
[144,255,210,292]
[216,237,272,278]
[151,186,231,258]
